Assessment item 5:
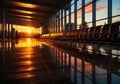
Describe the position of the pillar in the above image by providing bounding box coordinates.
[74,54,77,84]
[108,0,112,24]
[69,54,71,79]
[92,64,96,84]
[2,8,5,40]
[54,15,56,33]
[74,0,77,30]
[82,0,85,29]
[11,24,13,38]
[55,14,57,33]
[69,3,72,31]
[58,12,60,32]
[63,8,67,37]
[92,0,96,27]
[61,10,63,32]
[107,70,111,84]
[8,18,10,39]
[81,57,85,84]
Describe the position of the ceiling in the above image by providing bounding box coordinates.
[0,0,71,28]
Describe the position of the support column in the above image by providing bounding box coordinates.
[74,54,77,84]
[69,54,71,79]
[61,10,63,32]
[58,12,60,32]
[5,23,7,38]
[74,0,77,30]
[55,49,57,64]
[2,8,5,40]
[56,15,58,33]
[64,51,66,66]
[61,51,63,67]
[10,23,13,38]
[8,18,10,39]
[64,9,67,37]
[69,4,72,31]
[92,64,96,84]
[108,0,112,24]
[107,70,111,84]
[54,15,56,33]
[82,0,85,29]
[58,50,60,66]
[81,57,85,84]
[92,0,96,27]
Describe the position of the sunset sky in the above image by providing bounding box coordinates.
[12,25,42,35]
[75,0,120,27]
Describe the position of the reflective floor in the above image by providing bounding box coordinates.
[0,38,120,84]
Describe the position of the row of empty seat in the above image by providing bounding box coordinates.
[42,22,120,42]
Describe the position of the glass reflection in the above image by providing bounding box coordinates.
[15,38,42,48]
[0,38,120,84]
[48,41,120,84]
[0,38,44,80]
[19,60,32,65]
[0,38,43,49]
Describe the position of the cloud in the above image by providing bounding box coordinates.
[71,0,107,23]
[77,0,107,16]
[113,8,120,13]
[96,6,107,12]
[113,20,120,23]
[116,8,120,11]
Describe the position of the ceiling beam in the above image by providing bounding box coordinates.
[11,17,43,22]
[11,18,42,27]
[9,9,50,16]
[10,14,47,20]
[5,5,52,15]
[4,0,56,9]
[7,10,50,18]
[10,15,46,22]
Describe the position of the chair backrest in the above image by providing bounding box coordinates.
[71,30,78,38]
[66,31,71,36]
[89,27,95,35]
[83,28,89,35]
[79,29,83,38]
[94,25,102,35]
[89,27,95,38]
[110,22,120,34]
[110,22,120,38]
[73,30,79,36]
[102,24,110,35]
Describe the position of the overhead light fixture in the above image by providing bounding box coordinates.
[11,9,33,14]
[9,1,39,9]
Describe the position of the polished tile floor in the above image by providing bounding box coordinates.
[0,38,72,84]
[0,38,120,84]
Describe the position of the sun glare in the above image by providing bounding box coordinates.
[27,29,31,34]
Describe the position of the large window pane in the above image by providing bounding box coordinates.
[112,0,120,23]
[96,0,108,26]
[77,0,82,29]
[77,0,82,10]
[71,13,75,23]
[85,0,92,27]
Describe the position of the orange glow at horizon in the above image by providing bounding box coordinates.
[13,24,42,38]
[27,29,31,34]
[13,24,36,33]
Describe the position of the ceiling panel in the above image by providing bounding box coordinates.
[0,0,71,28]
